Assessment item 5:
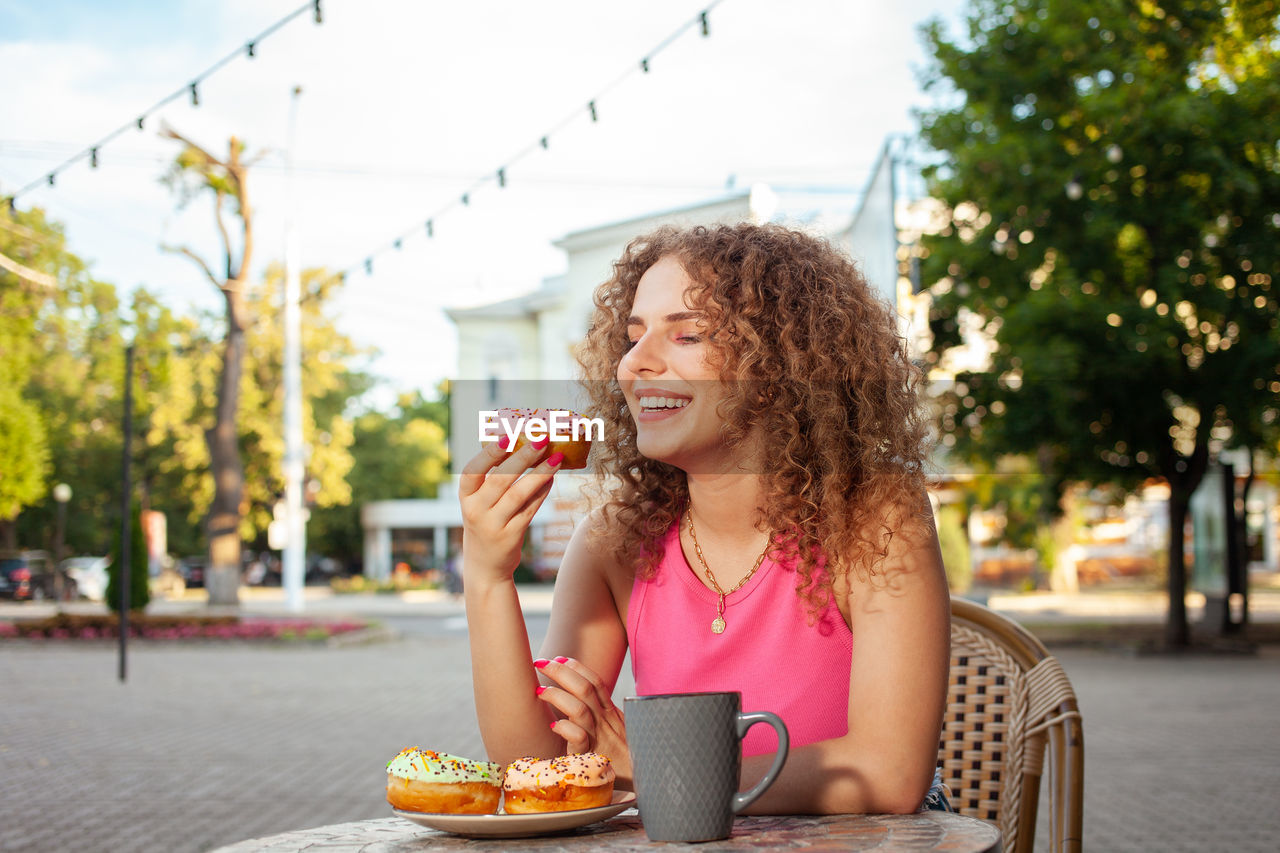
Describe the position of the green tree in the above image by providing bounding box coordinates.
[918,0,1280,645]
[308,387,451,568]
[237,264,364,549]
[1,204,104,549]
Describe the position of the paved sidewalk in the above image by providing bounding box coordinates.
[2,595,1279,851]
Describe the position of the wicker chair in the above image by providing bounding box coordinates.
[938,598,1084,853]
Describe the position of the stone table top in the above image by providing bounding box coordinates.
[213,810,1001,852]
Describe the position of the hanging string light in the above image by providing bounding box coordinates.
[3,0,324,209]
[328,1,726,284]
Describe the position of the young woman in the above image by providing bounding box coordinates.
[460,223,950,814]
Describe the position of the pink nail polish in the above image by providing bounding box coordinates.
[554,656,569,664]
[497,435,510,450]
[549,721,557,731]
[532,437,551,450]
[533,658,550,669]
[547,451,565,467]
[535,686,547,696]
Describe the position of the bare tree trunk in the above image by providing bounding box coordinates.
[160,130,255,608]
[205,285,247,605]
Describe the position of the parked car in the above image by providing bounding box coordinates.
[177,556,207,588]
[61,556,111,602]
[0,550,57,601]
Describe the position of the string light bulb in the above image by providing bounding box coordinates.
[364,258,373,275]
[190,81,200,107]
[246,41,256,58]
[47,173,55,187]
[313,0,322,24]
[462,193,470,206]
[588,100,598,122]
[394,238,402,250]
[426,220,434,237]
[700,11,709,36]
[136,116,145,130]
[641,58,650,73]
[540,136,549,150]
[497,168,506,188]
[90,148,99,168]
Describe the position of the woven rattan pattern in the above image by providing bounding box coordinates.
[939,623,1028,850]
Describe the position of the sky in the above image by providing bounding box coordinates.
[1,0,968,405]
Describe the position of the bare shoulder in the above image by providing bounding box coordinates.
[834,489,948,623]
[554,506,634,618]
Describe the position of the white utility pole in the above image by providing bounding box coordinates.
[282,85,306,613]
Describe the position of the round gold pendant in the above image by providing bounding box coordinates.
[711,616,726,634]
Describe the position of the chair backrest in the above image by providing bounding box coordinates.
[938,597,1084,853]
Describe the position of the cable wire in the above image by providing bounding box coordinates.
[3,1,323,209]
[332,0,728,283]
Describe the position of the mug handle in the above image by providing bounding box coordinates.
[731,710,790,814]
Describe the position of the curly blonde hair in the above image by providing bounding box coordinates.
[576,222,931,610]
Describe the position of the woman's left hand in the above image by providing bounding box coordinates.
[535,656,632,785]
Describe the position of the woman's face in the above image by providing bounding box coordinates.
[617,255,738,471]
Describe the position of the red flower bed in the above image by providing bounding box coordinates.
[0,613,368,641]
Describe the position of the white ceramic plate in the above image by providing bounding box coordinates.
[394,791,636,839]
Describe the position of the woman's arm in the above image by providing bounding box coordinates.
[461,437,566,766]
[741,501,951,815]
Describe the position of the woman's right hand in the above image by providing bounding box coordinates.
[458,436,564,587]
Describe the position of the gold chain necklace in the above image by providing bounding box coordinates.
[686,510,771,634]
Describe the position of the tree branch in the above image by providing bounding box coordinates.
[213,191,235,280]
[159,124,225,170]
[0,249,56,288]
[160,244,224,292]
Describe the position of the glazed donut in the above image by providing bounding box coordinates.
[493,407,595,469]
[502,753,616,813]
[385,748,502,814]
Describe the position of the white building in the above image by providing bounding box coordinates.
[361,189,781,580]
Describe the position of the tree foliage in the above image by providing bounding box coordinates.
[917,0,1280,644]
[308,387,451,566]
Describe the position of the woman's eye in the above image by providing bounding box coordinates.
[677,335,701,344]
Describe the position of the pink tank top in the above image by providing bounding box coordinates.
[626,524,853,756]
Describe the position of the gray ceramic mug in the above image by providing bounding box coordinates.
[625,691,789,842]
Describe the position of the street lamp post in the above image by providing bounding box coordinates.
[282,84,307,613]
[52,482,71,601]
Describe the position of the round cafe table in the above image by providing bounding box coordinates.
[213,810,1001,852]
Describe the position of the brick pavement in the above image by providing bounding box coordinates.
[2,615,1278,851]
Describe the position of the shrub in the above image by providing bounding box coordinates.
[106,501,150,613]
